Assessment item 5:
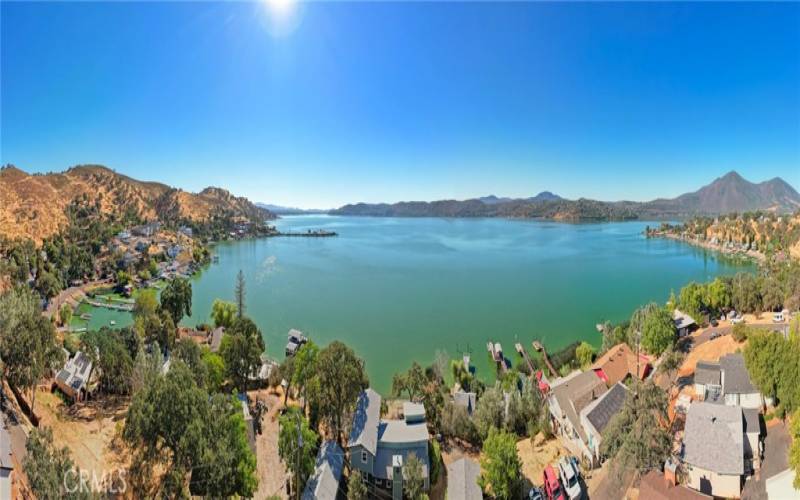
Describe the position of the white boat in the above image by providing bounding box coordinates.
[110,320,116,326]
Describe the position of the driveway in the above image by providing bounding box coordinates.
[741,420,791,500]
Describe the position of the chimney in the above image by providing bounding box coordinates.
[664,458,678,487]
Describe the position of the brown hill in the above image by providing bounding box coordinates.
[0,164,273,242]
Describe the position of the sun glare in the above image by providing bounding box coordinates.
[260,0,302,37]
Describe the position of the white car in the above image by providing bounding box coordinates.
[558,456,583,500]
[773,312,784,323]
[731,315,745,324]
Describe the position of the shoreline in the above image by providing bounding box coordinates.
[646,231,764,262]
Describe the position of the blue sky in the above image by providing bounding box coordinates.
[2,2,799,208]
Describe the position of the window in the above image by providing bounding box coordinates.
[387,480,393,489]
[375,479,383,488]
[361,451,368,463]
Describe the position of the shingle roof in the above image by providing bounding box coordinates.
[742,408,762,436]
[591,343,647,386]
[683,402,744,475]
[551,370,608,442]
[673,309,697,330]
[720,354,757,394]
[583,382,628,435]
[694,361,721,386]
[377,419,429,444]
[348,389,382,455]
[302,441,344,500]
[446,457,482,500]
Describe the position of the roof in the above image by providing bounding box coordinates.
[742,408,762,436]
[56,351,93,393]
[453,390,476,415]
[403,402,426,421]
[0,425,12,470]
[591,343,648,386]
[639,471,711,500]
[347,389,382,455]
[683,402,744,475]
[694,361,720,386]
[582,382,628,435]
[720,354,758,395]
[209,327,224,352]
[550,370,608,442]
[673,309,697,330]
[302,441,344,500]
[446,457,482,500]
[377,419,429,444]
[766,469,798,500]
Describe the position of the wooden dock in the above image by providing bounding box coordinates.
[532,340,558,378]
[515,343,536,374]
[487,341,508,373]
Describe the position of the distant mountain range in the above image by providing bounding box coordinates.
[331,171,800,220]
[255,203,328,215]
[0,164,274,242]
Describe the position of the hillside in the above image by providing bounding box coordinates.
[332,171,800,220]
[0,165,274,242]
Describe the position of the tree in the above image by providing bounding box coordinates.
[220,318,264,394]
[0,287,64,414]
[657,348,684,381]
[732,272,762,314]
[441,401,479,444]
[211,299,237,329]
[631,303,675,356]
[678,282,706,320]
[600,322,627,353]
[160,277,192,325]
[575,342,595,368]
[478,427,522,500]
[732,322,749,342]
[404,452,427,500]
[347,471,368,500]
[505,379,542,437]
[308,341,368,444]
[82,328,134,395]
[24,427,91,500]
[292,341,319,411]
[133,289,159,318]
[705,277,731,316]
[392,361,426,402]
[278,408,319,496]
[202,349,226,392]
[600,380,672,481]
[473,384,505,441]
[761,276,785,312]
[450,358,474,392]
[235,269,246,318]
[59,303,73,326]
[789,410,800,489]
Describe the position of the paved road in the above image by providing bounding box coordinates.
[2,400,29,466]
[689,322,790,349]
[741,421,791,500]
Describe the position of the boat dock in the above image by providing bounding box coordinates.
[86,300,134,312]
[515,342,536,374]
[532,340,559,378]
[487,341,508,373]
[275,230,337,237]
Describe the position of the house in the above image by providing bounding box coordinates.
[719,354,763,409]
[453,389,477,416]
[547,370,608,460]
[674,309,697,337]
[348,389,430,499]
[579,382,628,464]
[0,425,13,500]
[446,457,482,500]
[302,441,344,500]
[178,226,193,238]
[682,402,745,498]
[765,469,798,499]
[638,469,711,500]
[286,329,308,357]
[54,351,94,402]
[591,343,650,387]
[742,408,763,471]
[693,361,721,402]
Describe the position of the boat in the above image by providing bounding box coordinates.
[110,320,116,326]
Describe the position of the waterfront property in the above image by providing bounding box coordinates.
[579,382,628,464]
[302,441,344,500]
[591,343,650,387]
[673,309,697,337]
[547,370,608,461]
[348,389,430,499]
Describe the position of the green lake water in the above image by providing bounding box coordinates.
[78,216,752,394]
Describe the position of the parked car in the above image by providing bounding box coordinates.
[558,456,583,500]
[528,486,545,500]
[773,312,785,323]
[543,465,566,500]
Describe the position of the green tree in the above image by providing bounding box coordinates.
[761,276,785,312]
[24,427,91,500]
[59,302,73,326]
[678,282,706,320]
[600,380,672,481]
[347,471,368,500]
[575,341,595,368]
[705,277,731,316]
[235,269,246,318]
[441,401,479,444]
[211,299,237,329]
[473,384,505,441]
[478,427,522,500]
[450,358,474,392]
[392,361,427,402]
[220,318,264,394]
[632,303,675,356]
[0,287,64,414]
[160,277,192,325]
[292,341,319,411]
[732,322,749,342]
[308,341,368,444]
[404,452,427,500]
[732,272,762,314]
[278,408,319,496]
[35,270,62,299]
[789,410,800,489]
[82,328,134,395]
[202,349,226,392]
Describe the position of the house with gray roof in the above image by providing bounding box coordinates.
[719,354,763,409]
[579,382,628,464]
[682,402,745,498]
[302,441,344,500]
[54,350,94,402]
[546,370,608,461]
[693,361,721,402]
[742,408,763,470]
[348,389,430,499]
[446,457,481,500]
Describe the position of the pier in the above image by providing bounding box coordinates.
[515,342,536,374]
[487,341,508,373]
[274,230,337,237]
[86,300,134,312]
[532,340,559,378]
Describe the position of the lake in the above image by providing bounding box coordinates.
[77,216,752,394]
